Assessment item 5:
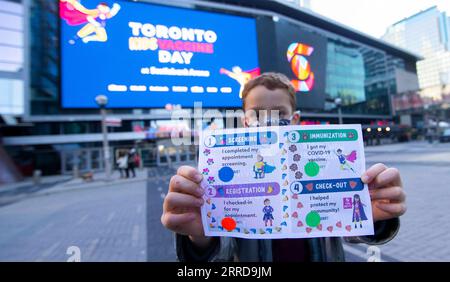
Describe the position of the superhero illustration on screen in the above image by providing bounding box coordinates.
[60,0,120,44]
[220,66,260,98]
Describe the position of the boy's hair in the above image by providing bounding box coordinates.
[241,72,297,111]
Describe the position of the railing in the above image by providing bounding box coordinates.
[60,145,197,175]
[156,145,197,168]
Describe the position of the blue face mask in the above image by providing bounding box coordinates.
[264,119,291,126]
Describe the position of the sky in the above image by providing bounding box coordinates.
[308,0,450,38]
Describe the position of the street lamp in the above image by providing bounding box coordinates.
[335,97,343,124]
[95,95,111,181]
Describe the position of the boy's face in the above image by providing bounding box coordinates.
[242,85,297,127]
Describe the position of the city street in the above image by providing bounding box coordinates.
[344,141,450,262]
[0,142,449,262]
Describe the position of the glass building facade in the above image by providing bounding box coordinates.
[382,6,450,95]
[29,0,61,116]
[326,40,366,105]
[0,0,24,115]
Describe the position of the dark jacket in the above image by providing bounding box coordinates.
[175,218,400,262]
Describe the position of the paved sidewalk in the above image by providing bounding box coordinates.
[0,169,149,207]
[344,141,450,262]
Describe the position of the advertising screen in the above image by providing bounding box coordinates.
[260,19,328,110]
[59,0,260,108]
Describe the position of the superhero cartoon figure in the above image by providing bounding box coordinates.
[253,154,276,179]
[60,0,120,44]
[352,194,368,228]
[262,199,274,227]
[335,148,357,173]
[220,66,260,98]
[253,154,265,179]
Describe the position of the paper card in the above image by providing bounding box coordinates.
[199,124,374,239]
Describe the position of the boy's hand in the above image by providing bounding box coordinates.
[161,166,213,248]
[362,163,407,222]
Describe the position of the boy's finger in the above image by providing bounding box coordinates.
[177,166,203,183]
[164,192,204,211]
[376,202,407,216]
[161,212,196,231]
[169,175,204,197]
[361,163,387,184]
[370,186,405,202]
[370,167,402,189]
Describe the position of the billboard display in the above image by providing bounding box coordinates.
[263,19,328,110]
[59,0,259,108]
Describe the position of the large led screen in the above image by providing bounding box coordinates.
[60,0,260,108]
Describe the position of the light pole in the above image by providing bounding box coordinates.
[335,97,343,124]
[95,95,111,181]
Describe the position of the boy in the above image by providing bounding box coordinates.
[161,73,406,261]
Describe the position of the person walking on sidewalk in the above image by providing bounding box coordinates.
[127,148,137,178]
[116,151,128,179]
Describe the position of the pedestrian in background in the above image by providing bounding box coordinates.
[127,148,137,178]
[116,151,128,179]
